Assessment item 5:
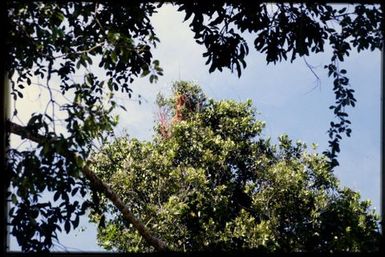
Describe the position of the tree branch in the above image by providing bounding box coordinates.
[52,42,105,60]
[7,120,170,252]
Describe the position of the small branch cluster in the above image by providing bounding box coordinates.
[157,106,171,139]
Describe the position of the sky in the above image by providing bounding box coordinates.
[8,3,382,252]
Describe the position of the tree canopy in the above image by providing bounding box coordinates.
[90,81,380,252]
[5,1,383,252]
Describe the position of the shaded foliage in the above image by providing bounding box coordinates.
[5,2,382,251]
[7,1,161,251]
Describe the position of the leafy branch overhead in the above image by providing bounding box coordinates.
[177,2,382,168]
[8,121,169,252]
[5,1,383,252]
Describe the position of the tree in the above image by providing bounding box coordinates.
[4,1,382,252]
[90,81,380,252]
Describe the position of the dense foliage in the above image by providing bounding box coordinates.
[5,2,382,251]
[90,82,380,252]
[6,1,164,251]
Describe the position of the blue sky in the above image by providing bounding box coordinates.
[9,4,381,252]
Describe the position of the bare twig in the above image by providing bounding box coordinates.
[93,2,106,34]
[31,82,73,103]
[303,57,321,83]
[45,63,56,133]
[303,57,322,94]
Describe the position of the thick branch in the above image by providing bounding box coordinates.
[8,121,48,143]
[7,121,169,252]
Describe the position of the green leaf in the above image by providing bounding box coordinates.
[149,74,157,83]
[11,194,18,204]
[72,216,80,228]
[64,220,71,234]
[141,69,150,77]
